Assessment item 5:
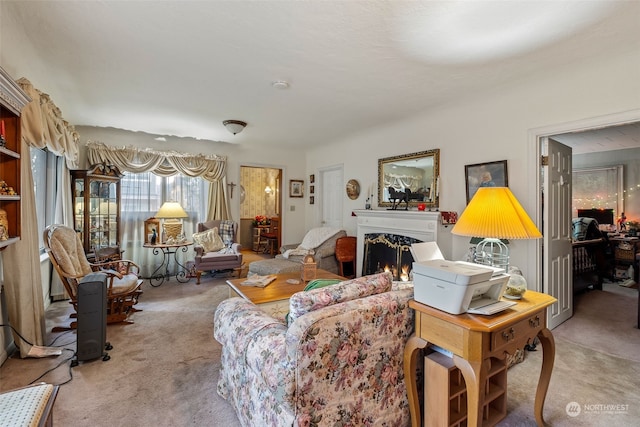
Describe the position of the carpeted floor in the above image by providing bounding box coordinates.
[0,269,638,426]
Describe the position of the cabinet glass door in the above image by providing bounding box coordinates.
[72,164,122,254]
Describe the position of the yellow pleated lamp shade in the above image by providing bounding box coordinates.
[451,187,542,239]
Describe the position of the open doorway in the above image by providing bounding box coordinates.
[533,113,640,329]
[239,166,282,251]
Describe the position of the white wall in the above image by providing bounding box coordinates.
[305,48,640,286]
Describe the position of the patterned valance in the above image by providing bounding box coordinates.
[86,140,226,182]
[16,77,79,168]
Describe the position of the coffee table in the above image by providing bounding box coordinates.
[226,269,344,320]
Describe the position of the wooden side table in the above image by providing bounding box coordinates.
[404,291,556,427]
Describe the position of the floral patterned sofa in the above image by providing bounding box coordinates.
[213,272,415,426]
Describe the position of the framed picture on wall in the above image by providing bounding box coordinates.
[464,160,508,203]
[290,180,304,198]
[310,174,315,184]
[144,217,161,245]
[310,196,315,205]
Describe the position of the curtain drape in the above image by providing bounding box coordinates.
[87,141,228,220]
[208,178,231,221]
[2,78,79,357]
[3,139,46,357]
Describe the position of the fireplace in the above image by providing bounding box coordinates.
[363,233,422,280]
[354,210,443,279]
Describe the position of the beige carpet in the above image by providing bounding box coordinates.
[552,282,639,362]
[0,272,638,426]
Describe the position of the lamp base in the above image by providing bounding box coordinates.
[163,219,183,243]
[474,238,509,272]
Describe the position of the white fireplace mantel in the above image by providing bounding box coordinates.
[353,209,444,277]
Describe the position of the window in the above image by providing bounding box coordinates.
[121,172,207,217]
[573,165,624,225]
[31,147,58,252]
[120,172,208,277]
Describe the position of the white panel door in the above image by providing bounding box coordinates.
[543,137,573,329]
[319,166,343,229]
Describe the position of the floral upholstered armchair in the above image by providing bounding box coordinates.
[213,272,415,426]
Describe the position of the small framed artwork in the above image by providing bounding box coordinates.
[440,211,458,225]
[310,196,315,205]
[144,217,161,245]
[464,160,508,203]
[290,180,304,198]
[310,185,315,194]
[310,174,315,184]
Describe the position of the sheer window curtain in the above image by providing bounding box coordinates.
[30,150,74,300]
[121,172,208,278]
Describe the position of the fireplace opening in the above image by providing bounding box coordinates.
[362,233,422,281]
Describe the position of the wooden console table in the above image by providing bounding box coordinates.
[404,291,556,427]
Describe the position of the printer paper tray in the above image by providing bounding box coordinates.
[466,300,516,315]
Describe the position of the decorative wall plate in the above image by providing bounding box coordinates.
[346,179,360,200]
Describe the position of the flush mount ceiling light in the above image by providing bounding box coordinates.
[223,120,247,135]
[271,80,290,90]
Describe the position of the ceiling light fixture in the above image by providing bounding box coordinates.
[223,120,247,135]
[271,80,290,90]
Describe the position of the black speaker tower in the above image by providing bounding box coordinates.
[74,272,112,366]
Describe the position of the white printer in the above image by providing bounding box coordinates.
[412,259,512,315]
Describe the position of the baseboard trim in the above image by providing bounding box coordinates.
[0,341,17,365]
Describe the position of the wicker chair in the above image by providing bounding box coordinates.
[44,224,143,330]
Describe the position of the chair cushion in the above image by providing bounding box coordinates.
[0,383,55,427]
[110,273,142,295]
[193,228,225,252]
[287,272,393,325]
[201,253,241,262]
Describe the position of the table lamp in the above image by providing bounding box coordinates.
[155,201,188,242]
[451,187,541,272]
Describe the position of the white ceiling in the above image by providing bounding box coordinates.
[553,122,640,155]
[2,1,639,150]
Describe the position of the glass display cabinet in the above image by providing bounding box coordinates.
[72,163,122,255]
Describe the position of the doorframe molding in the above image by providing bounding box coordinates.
[527,108,640,291]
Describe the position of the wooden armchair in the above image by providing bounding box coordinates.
[44,224,143,330]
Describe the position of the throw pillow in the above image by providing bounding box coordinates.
[284,279,342,324]
[287,272,393,325]
[192,228,225,253]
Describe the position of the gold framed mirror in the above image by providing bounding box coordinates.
[377,149,440,209]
